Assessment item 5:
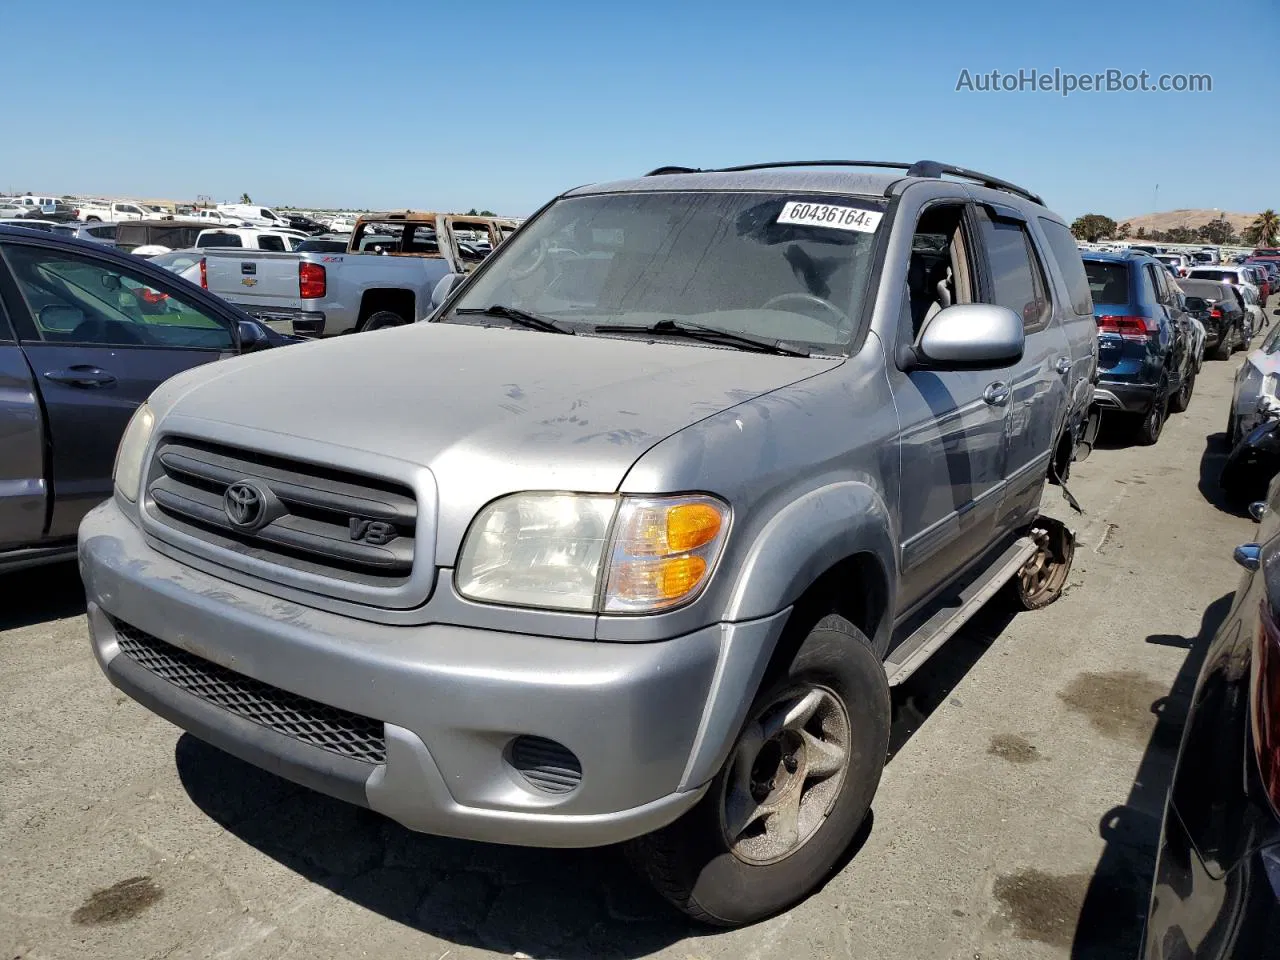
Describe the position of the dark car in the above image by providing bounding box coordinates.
[289,237,348,253]
[285,214,327,235]
[1083,250,1197,444]
[0,225,296,572]
[1142,479,1280,958]
[113,220,210,255]
[1179,279,1249,360]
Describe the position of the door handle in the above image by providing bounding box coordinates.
[982,381,1011,406]
[1055,356,1072,376]
[44,365,117,388]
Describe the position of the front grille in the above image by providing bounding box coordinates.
[146,437,416,587]
[114,619,386,764]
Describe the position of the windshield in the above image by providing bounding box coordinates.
[447,191,883,353]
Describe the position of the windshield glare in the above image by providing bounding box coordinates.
[447,191,883,353]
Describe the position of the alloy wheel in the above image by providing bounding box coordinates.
[719,685,851,865]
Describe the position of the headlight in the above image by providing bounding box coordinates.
[113,402,155,502]
[456,493,730,614]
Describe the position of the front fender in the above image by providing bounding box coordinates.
[675,482,897,791]
[723,481,897,649]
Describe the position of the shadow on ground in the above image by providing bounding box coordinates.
[1197,431,1251,518]
[1068,592,1233,960]
[174,598,1015,957]
[0,560,85,631]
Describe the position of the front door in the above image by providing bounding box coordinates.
[971,207,1073,530]
[890,201,1010,615]
[0,240,237,537]
[0,299,45,548]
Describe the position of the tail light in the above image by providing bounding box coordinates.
[1096,314,1154,339]
[199,257,207,289]
[138,287,168,304]
[1211,307,1223,319]
[299,261,326,299]
[1254,598,1280,815]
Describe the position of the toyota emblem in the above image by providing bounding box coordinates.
[224,481,266,529]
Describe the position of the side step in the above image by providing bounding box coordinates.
[884,536,1037,687]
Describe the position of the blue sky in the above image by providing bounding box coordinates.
[3,0,1272,220]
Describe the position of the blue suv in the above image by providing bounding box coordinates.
[1082,250,1196,444]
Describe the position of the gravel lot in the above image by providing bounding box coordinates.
[0,346,1259,960]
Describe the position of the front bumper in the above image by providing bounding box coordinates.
[81,499,789,847]
[1092,378,1160,414]
[1143,806,1280,958]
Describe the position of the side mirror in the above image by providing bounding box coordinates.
[39,304,86,332]
[430,272,466,309]
[901,304,1025,371]
[237,319,269,352]
[100,273,122,292]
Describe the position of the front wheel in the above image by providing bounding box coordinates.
[627,613,890,927]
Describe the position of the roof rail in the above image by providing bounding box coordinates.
[642,159,1044,207]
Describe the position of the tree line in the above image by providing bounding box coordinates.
[1069,210,1280,247]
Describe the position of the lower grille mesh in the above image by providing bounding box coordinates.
[113,619,386,764]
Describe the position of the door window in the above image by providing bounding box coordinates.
[976,212,1050,330]
[1,244,233,350]
[1038,218,1093,315]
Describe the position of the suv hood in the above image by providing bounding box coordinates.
[153,322,838,539]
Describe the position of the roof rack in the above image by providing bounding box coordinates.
[642,160,1044,207]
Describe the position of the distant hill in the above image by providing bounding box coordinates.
[1117,208,1257,237]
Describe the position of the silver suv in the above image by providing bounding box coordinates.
[81,160,1098,925]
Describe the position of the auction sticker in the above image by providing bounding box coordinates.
[777,201,882,233]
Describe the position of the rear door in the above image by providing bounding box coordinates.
[0,293,46,548]
[0,237,239,537]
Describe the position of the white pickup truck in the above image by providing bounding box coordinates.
[195,228,307,252]
[77,200,152,223]
[196,212,511,335]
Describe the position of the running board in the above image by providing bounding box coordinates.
[884,536,1037,687]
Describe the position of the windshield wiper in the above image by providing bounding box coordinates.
[453,304,575,335]
[593,318,810,357]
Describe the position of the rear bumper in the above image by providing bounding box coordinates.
[1093,379,1160,414]
[80,499,788,848]
[228,303,326,337]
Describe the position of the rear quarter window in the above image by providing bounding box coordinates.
[1039,219,1093,315]
[257,235,285,252]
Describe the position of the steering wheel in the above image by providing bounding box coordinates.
[507,240,549,281]
[761,292,848,329]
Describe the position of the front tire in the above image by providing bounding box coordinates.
[627,613,890,927]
